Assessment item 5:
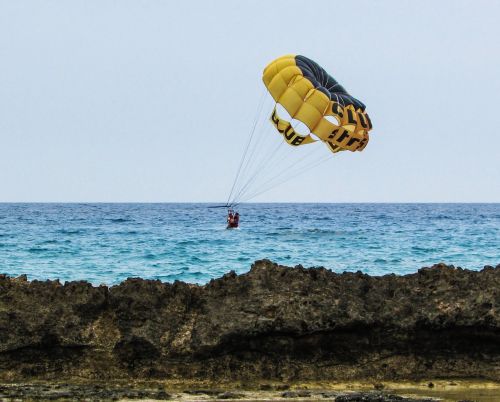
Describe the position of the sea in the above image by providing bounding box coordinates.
[0,203,498,285]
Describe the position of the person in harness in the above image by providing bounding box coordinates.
[227,209,240,228]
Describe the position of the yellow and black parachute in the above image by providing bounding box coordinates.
[225,55,373,206]
[263,55,372,154]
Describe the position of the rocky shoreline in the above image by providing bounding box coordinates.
[0,381,488,401]
[0,382,434,401]
[1,260,499,394]
[1,380,500,401]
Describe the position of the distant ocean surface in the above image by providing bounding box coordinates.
[0,203,498,284]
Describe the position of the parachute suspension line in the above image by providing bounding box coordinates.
[231,103,308,204]
[226,88,267,207]
[233,131,297,204]
[238,152,331,204]
[240,131,325,196]
[229,99,281,205]
[228,94,274,204]
[252,154,331,202]
[231,115,285,202]
[231,135,286,204]
[238,146,324,203]
[226,88,267,206]
[233,114,323,204]
[229,106,271,202]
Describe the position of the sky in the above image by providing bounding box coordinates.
[0,0,499,203]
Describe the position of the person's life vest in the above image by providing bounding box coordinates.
[227,211,239,228]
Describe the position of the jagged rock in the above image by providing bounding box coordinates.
[184,389,223,395]
[0,383,172,400]
[282,390,311,398]
[0,260,499,382]
[334,393,434,401]
[217,391,245,399]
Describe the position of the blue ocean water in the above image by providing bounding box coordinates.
[0,203,498,285]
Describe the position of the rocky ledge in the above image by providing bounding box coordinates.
[0,260,499,383]
[0,383,445,401]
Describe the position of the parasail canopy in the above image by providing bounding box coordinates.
[263,55,372,154]
[225,55,373,206]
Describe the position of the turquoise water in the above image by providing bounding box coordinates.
[0,203,498,284]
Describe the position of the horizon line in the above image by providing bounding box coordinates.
[0,201,499,204]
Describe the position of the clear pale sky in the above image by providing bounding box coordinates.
[1,0,499,202]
